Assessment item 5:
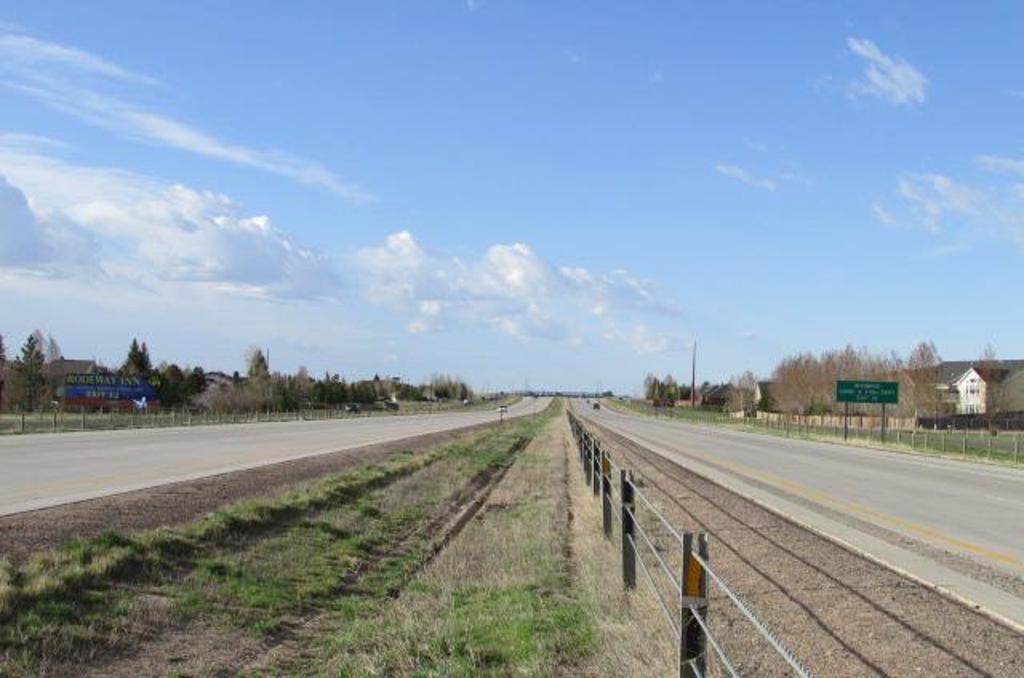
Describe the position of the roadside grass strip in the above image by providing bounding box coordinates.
[270,405,599,676]
[0,413,549,675]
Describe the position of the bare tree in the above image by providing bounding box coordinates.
[43,333,62,364]
[728,371,758,414]
[905,341,943,420]
[976,345,1007,427]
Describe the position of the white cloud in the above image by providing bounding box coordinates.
[875,163,1024,249]
[0,32,159,85]
[0,140,340,299]
[715,163,776,191]
[976,154,1024,176]
[847,37,927,105]
[356,231,680,350]
[896,173,981,232]
[0,174,57,266]
[872,203,899,226]
[602,322,672,355]
[0,28,368,201]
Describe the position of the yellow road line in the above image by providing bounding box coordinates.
[623,427,1024,570]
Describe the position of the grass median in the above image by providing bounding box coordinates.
[259,401,597,676]
[0,408,549,676]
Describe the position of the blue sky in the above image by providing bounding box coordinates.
[1,1,1022,393]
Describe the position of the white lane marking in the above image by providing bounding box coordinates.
[985,494,1024,509]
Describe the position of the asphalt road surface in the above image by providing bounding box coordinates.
[577,401,1024,628]
[0,398,549,516]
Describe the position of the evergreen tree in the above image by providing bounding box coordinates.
[122,338,153,376]
[15,333,45,411]
[0,334,6,409]
[246,347,269,379]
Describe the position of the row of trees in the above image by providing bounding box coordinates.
[762,342,941,417]
[0,333,476,413]
[737,341,1012,419]
[203,349,476,413]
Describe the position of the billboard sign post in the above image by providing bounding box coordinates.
[836,380,899,442]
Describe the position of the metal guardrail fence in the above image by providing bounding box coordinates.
[568,412,814,678]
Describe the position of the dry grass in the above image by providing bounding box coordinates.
[561,416,677,678]
[288,404,596,676]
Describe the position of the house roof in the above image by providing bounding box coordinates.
[938,360,1024,385]
[44,358,97,378]
[970,366,1011,384]
[702,383,733,401]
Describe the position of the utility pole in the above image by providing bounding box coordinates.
[690,340,697,407]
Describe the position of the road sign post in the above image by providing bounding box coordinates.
[836,380,899,444]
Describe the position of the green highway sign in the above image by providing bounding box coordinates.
[836,380,899,404]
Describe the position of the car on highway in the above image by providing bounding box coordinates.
[592,402,600,410]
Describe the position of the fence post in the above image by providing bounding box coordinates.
[584,434,593,486]
[680,532,708,678]
[621,470,636,590]
[592,442,601,497]
[601,454,612,539]
[52,410,57,432]
[962,432,968,457]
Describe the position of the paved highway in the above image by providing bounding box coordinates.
[0,398,549,516]
[577,402,1024,627]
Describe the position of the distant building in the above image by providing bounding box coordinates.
[701,383,733,409]
[44,358,98,380]
[938,360,1024,415]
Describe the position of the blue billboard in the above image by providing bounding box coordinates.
[63,374,160,410]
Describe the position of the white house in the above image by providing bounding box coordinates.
[951,368,988,415]
[948,364,1024,415]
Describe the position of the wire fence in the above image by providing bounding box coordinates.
[568,411,814,678]
[0,398,522,436]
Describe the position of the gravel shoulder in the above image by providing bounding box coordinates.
[582,415,1024,677]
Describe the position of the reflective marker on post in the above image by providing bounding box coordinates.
[680,532,708,678]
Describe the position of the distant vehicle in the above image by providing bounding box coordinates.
[384,400,399,411]
[592,402,600,410]
[345,403,361,414]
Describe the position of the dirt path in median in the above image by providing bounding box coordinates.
[0,420,500,564]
